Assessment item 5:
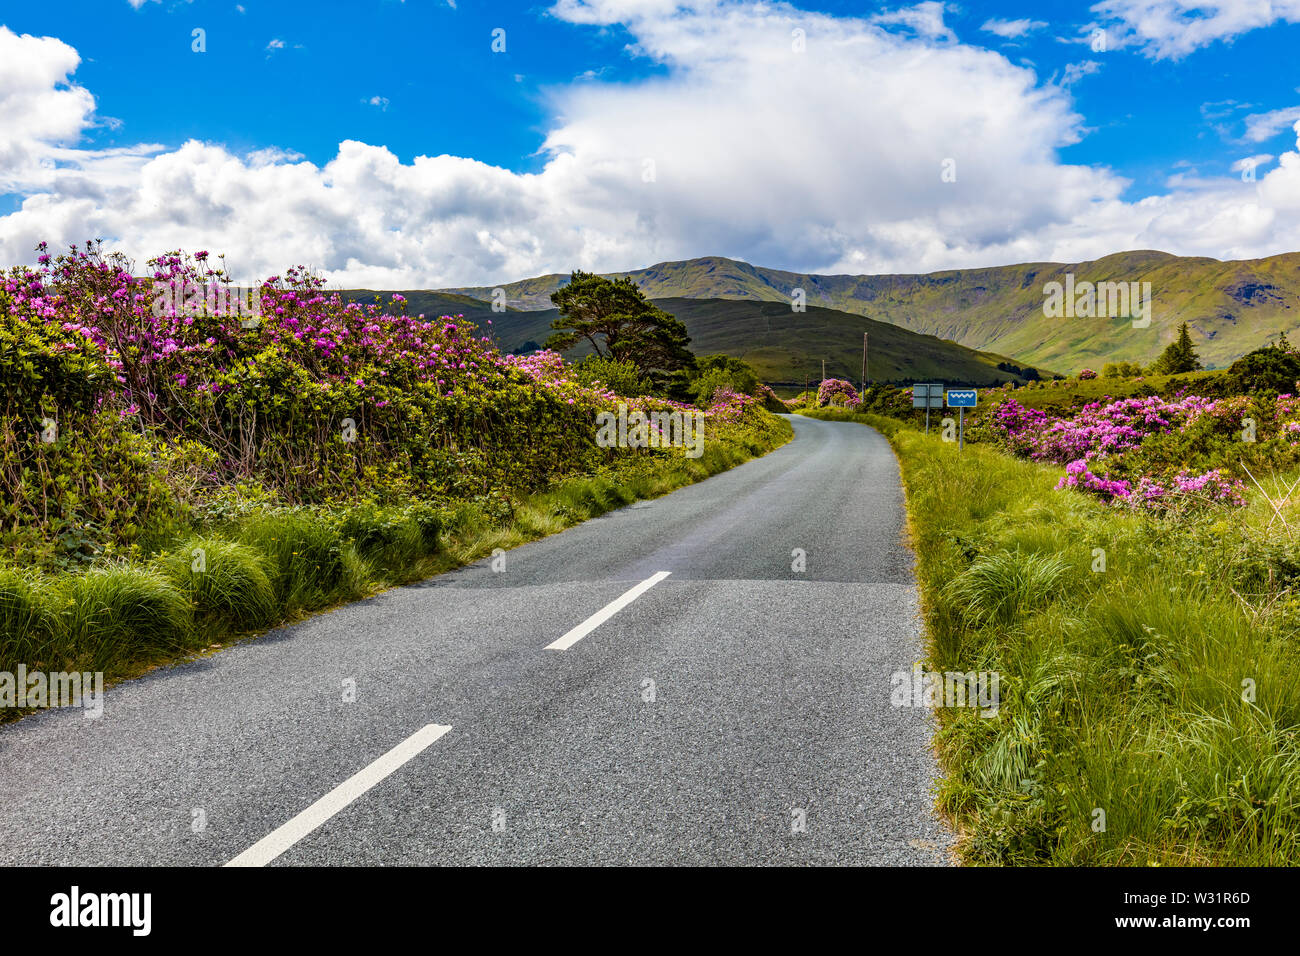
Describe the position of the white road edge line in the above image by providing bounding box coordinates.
[224,722,452,867]
[545,571,672,651]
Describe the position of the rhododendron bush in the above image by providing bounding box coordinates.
[979,391,1300,512]
[1,242,783,567]
[817,378,860,408]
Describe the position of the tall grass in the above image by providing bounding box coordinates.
[237,512,347,616]
[813,408,1300,865]
[54,565,196,673]
[945,550,1070,627]
[159,538,278,631]
[338,504,432,578]
[0,568,55,672]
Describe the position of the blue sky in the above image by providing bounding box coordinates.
[3,1,1300,285]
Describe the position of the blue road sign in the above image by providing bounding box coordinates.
[946,389,978,408]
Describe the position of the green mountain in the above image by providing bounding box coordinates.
[362,293,1044,386]
[440,251,1300,372]
[339,289,511,328]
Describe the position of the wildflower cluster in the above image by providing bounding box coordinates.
[817,378,861,409]
[988,395,1250,512]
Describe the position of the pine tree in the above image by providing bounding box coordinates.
[1150,322,1202,375]
[545,271,695,386]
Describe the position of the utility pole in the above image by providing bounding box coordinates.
[821,358,826,386]
[861,332,868,401]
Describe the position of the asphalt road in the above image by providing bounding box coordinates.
[0,414,954,866]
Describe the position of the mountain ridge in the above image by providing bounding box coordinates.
[339,290,1049,387]
[437,250,1300,371]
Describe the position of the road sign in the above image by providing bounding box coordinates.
[912,383,943,436]
[912,383,943,409]
[943,388,976,451]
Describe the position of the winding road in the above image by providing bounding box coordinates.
[0,415,953,865]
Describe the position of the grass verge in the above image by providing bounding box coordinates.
[800,406,1300,865]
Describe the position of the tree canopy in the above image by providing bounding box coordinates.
[1225,333,1300,394]
[545,271,695,384]
[1149,322,1202,375]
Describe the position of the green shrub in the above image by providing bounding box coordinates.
[1101,361,1143,379]
[690,354,759,405]
[572,355,643,396]
[159,538,277,631]
[1225,336,1300,394]
[0,299,183,570]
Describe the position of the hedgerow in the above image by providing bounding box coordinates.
[0,241,792,703]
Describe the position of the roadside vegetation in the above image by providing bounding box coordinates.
[0,243,789,712]
[801,353,1300,863]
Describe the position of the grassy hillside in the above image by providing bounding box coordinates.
[359,294,1048,387]
[442,251,1300,373]
[339,289,517,334]
[442,257,790,311]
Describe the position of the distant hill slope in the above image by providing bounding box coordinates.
[440,251,1300,372]
[339,290,511,328]
[389,295,1045,386]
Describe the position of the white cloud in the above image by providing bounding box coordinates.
[1057,60,1103,88]
[981,18,1048,39]
[365,96,390,111]
[3,8,1300,287]
[869,2,955,41]
[1092,0,1300,59]
[0,27,98,192]
[266,38,285,51]
[1243,106,1300,143]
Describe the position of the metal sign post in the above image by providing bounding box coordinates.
[912,383,944,434]
[945,388,978,450]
